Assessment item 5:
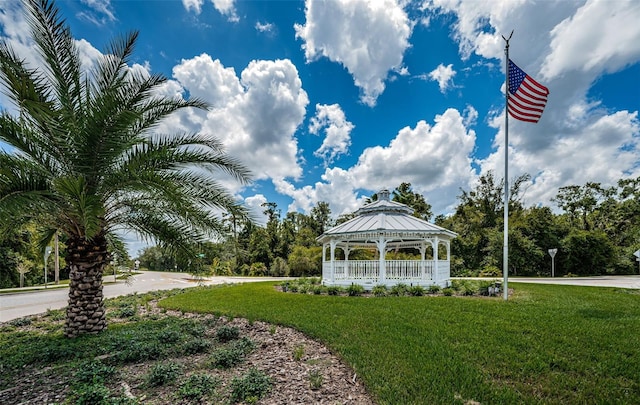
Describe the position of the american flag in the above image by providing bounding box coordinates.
[508,59,549,123]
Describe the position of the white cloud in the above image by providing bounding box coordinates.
[244,194,268,225]
[541,0,640,80]
[277,108,477,217]
[428,63,456,93]
[77,0,116,25]
[212,0,239,22]
[182,0,238,21]
[182,0,204,14]
[171,55,309,183]
[294,0,413,106]
[423,0,640,210]
[255,21,274,33]
[309,104,354,166]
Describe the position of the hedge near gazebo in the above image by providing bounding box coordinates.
[318,190,457,289]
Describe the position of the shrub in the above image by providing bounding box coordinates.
[326,286,342,295]
[182,337,212,355]
[9,317,32,327]
[75,360,116,384]
[312,285,325,295]
[409,285,425,296]
[442,287,454,296]
[428,284,441,294]
[309,369,323,390]
[210,344,248,369]
[389,283,409,296]
[347,284,365,296]
[71,382,111,405]
[158,328,181,343]
[216,325,240,342]
[372,284,388,297]
[177,373,219,401]
[293,344,305,361]
[299,284,311,294]
[148,362,181,386]
[230,368,271,404]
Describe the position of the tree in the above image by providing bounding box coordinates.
[0,0,250,337]
[392,182,433,221]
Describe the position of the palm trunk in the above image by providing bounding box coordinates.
[64,232,108,338]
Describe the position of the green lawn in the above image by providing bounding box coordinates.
[160,282,640,404]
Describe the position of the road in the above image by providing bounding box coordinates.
[0,271,288,323]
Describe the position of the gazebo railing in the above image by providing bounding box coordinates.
[323,260,449,285]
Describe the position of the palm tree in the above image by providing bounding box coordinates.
[0,0,251,337]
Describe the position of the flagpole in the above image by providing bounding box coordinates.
[502,30,513,301]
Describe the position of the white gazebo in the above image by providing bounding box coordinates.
[318,189,457,289]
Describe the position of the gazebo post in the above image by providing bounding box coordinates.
[434,236,439,285]
[377,235,387,285]
[330,239,337,284]
[420,242,426,282]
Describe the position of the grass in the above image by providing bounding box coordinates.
[159,282,640,404]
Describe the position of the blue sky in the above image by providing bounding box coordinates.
[1,0,639,256]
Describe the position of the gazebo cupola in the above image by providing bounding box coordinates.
[318,189,457,289]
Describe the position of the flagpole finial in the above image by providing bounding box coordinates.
[502,30,514,50]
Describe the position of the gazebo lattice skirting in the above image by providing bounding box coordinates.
[318,190,457,289]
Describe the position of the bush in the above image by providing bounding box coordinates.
[177,373,219,401]
[389,283,409,296]
[312,285,325,295]
[148,362,181,386]
[428,284,441,294]
[216,325,240,342]
[75,360,116,384]
[372,284,388,297]
[347,284,365,296]
[70,382,111,405]
[409,285,425,296]
[442,287,454,296]
[210,347,244,369]
[326,286,342,295]
[182,338,212,355]
[309,369,323,390]
[9,317,32,327]
[230,368,272,404]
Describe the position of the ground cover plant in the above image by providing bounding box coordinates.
[0,288,371,404]
[160,281,640,404]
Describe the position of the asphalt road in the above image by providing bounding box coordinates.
[0,271,287,323]
[2,273,639,323]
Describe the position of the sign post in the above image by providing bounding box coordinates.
[634,250,640,274]
[548,248,558,278]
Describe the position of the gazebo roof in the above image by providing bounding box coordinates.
[318,189,457,242]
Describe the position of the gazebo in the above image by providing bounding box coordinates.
[318,189,457,289]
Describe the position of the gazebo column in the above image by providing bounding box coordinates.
[376,235,387,284]
[344,244,351,277]
[434,236,439,284]
[330,239,337,284]
[419,242,426,281]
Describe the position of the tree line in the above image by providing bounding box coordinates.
[135,175,640,278]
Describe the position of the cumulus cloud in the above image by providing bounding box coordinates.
[244,194,269,225]
[277,108,478,216]
[428,63,456,93]
[309,104,354,166]
[541,0,640,80]
[294,0,412,106]
[422,0,640,209]
[212,0,239,22]
[171,55,309,183]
